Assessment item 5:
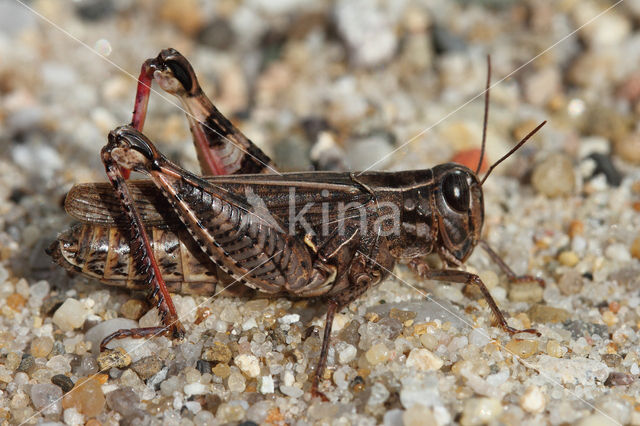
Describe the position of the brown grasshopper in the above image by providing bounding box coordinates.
[49,49,545,398]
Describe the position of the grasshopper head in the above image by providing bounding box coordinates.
[106,126,161,171]
[149,48,199,96]
[432,163,484,264]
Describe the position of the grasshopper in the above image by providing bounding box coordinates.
[49,49,545,398]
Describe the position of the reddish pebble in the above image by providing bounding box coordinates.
[451,148,488,173]
[62,376,106,417]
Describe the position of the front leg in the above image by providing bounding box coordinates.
[409,259,540,336]
[99,140,185,350]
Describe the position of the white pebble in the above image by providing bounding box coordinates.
[338,343,357,364]
[184,383,207,396]
[52,299,87,331]
[460,397,503,426]
[242,318,257,331]
[605,244,631,262]
[184,401,202,414]
[63,407,85,426]
[520,385,546,414]
[280,385,304,398]
[278,314,300,325]
[259,375,274,394]
[282,370,295,387]
[406,348,443,371]
[235,354,260,378]
[468,328,491,347]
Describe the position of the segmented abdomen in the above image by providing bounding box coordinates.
[49,223,232,295]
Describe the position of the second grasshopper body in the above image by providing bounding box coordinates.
[49,49,545,398]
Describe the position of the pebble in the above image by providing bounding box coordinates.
[64,407,85,426]
[520,385,546,413]
[31,383,63,415]
[558,250,580,267]
[403,404,437,426]
[460,397,503,426]
[184,382,208,396]
[52,298,88,331]
[531,153,575,197]
[119,299,148,320]
[505,339,538,358]
[632,236,640,260]
[365,343,391,365]
[280,385,304,398]
[508,281,544,303]
[346,134,395,170]
[97,347,132,370]
[405,348,443,371]
[614,132,640,164]
[7,293,26,311]
[202,342,232,364]
[563,320,609,339]
[62,376,106,417]
[334,0,398,67]
[51,374,75,393]
[527,305,570,323]
[30,336,54,358]
[338,343,357,364]
[213,363,231,379]
[546,340,564,358]
[235,354,260,378]
[105,387,140,417]
[228,370,247,392]
[586,153,622,186]
[17,354,35,373]
[259,375,275,394]
[131,355,163,380]
[558,270,584,295]
[217,403,246,423]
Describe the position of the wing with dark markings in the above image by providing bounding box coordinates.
[65,172,373,230]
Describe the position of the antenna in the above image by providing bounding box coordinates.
[480,121,547,185]
[476,55,491,175]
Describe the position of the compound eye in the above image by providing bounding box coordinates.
[442,172,470,213]
[165,59,193,92]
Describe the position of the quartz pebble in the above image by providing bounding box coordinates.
[30,383,63,415]
[62,376,106,417]
[234,354,260,378]
[30,336,54,358]
[228,370,246,392]
[531,153,575,197]
[505,339,538,358]
[460,397,503,426]
[365,343,391,365]
[403,404,437,426]
[106,387,140,417]
[405,348,443,371]
[52,299,88,331]
[508,282,544,303]
[520,385,546,413]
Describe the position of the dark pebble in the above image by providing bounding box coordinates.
[106,386,140,416]
[17,353,35,373]
[75,0,115,21]
[198,18,235,50]
[562,319,609,339]
[377,316,403,340]
[239,422,259,426]
[51,374,74,393]
[196,359,211,375]
[432,24,467,54]
[587,153,623,186]
[204,394,222,413]
[605,372,636,386]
